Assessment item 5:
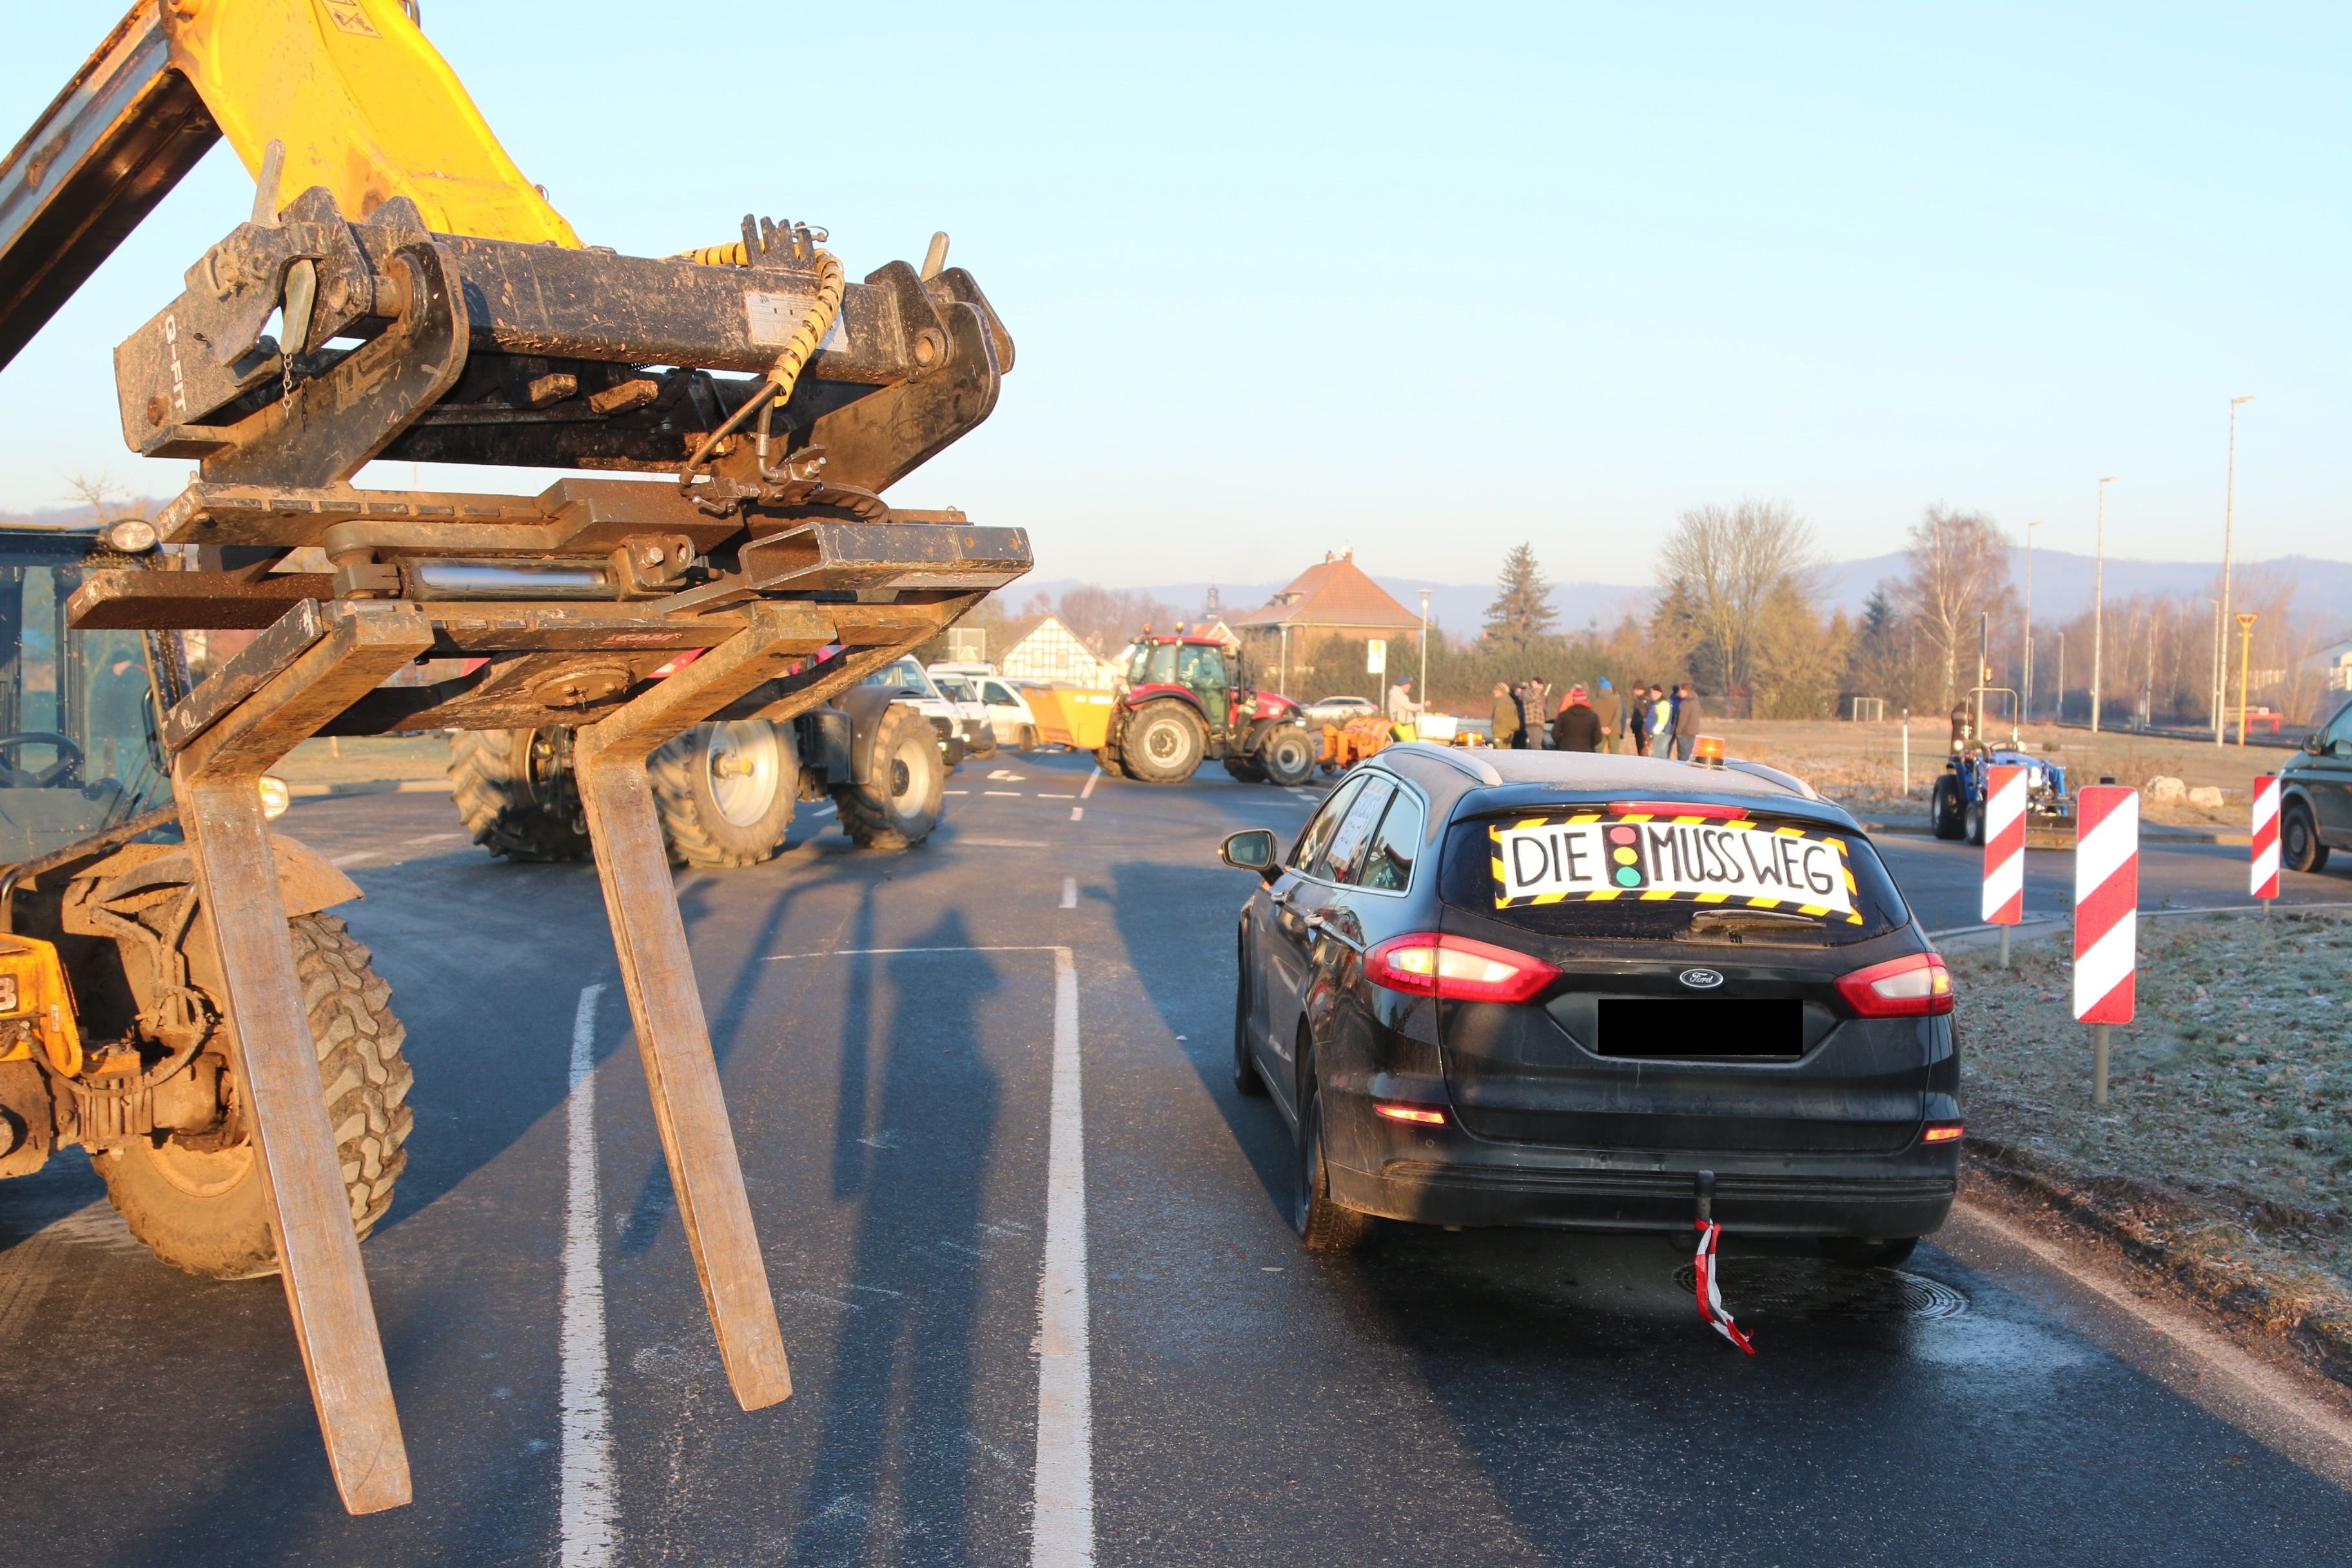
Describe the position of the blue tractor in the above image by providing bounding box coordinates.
[1928,687,2075,848]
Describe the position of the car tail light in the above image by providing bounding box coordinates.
[1364,932,1561,1004]
[1375,1102,1449,1126]
[1836,952,1954,1017]
[1922,1122,1964,1144]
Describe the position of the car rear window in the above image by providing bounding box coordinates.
[1437,808,1912,945]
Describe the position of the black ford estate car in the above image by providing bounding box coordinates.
[1219,743,1961,1259]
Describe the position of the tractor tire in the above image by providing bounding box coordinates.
[449,729,591,862]
[1965,794,1986,847]
[99,914,413,1282]
[1019,725,1039,750]
[1122,700,1206,784]
[649,720,799,868]
[833,702,945,851]
[1258,725,1317,787]
[1929,774,1966,841]
[1223,755,1268,783]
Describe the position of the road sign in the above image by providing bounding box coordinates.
[2251,774,2280,901]
[1366,639,1386,675]
[1981,764,2026,926]
[2073,784,2138,1105]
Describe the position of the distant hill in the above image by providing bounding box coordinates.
[1024,547,2352,640]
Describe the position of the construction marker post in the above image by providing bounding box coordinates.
[2072,785,2139,1105]
[2251,774,2280,917]
[1983,763,2026,966]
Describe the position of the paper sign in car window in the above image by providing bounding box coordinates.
[1489,813,1860,922]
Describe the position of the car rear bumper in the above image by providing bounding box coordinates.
[1326,1110,1957,1238]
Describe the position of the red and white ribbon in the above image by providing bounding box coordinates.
[2072,785,2138,1024]
[2251,775,2280,901]
[1693,1220,1755,1355]
[1981,763,2026,925]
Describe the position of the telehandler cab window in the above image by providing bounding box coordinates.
[0,541,170,860]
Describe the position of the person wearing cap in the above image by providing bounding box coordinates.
[1552,685,1603,752]
[1386,676,1424,726]
[1589,676,1622,753]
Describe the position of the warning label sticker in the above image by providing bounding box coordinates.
[1490,814,1859,921]
[745,292,850,354]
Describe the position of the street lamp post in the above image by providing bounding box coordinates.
[2092,476,2118,734]
[1418,589,1431,707]
[2023,520,2039,720]
[2215,395,2257,747]
[2235,612,2259,745]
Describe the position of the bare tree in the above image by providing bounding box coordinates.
[1896,505,2013,707]
[1653,498,1818,709]
[62,471,128,524]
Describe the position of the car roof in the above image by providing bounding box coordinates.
[1367,743,1860,832]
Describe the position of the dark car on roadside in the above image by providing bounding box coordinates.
[2278,696,2352,874]
[1218,742,1961,1259]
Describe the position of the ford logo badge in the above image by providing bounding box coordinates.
[1680,968,1725,990]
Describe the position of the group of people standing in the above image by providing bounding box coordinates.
[1482,677,1703,760]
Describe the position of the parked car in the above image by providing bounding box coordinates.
[2278,695,2352,873]
[930,665,1043,749]
[862,656,994,763]
[1300,694,1380,729]
[1217,743,1958,1257]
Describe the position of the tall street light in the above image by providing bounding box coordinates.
[2023,520,2040,720]
[1417,589,1431,703]
[2215,395,2257,746]
[2092,476,2118,734]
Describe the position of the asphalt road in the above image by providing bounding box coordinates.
[1,752,2348,1565]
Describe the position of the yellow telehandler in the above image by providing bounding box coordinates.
[0,0,1023,1512]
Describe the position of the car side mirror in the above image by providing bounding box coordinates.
[1220,828,1280,881]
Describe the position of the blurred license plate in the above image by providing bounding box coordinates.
[1596,999,1803,1059]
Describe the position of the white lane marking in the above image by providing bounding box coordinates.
[1070,807,1083,823]
[561,984,615,1568]
[1033,948,1092,1567]
[957,838,1052,848]
[986,790,1023,797]
[402,832,466,846]
[989,769,1028,781]
[1060,877,1077,910]
[1948,1201,2352,1486]
[328,850,382,867]
[1081,767,1101,799]
[1039,792,1077,799]
[748,945,1096,1562]
[811,802,838,817]
[946,790,971,796]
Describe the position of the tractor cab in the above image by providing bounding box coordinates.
[1102,634,1315,786]
[1119,634,1298,732]
[1930,683,2074,848]
[0,526,178,863]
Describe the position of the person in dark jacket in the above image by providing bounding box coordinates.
[1590,677,1622,753]
[1670,681,1703,761]
[1489,682,1522,748]
[1552,687,1603,752]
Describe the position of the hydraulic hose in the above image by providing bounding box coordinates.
[678,246,846,491]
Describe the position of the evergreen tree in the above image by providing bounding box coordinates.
[1481,543,1557,652]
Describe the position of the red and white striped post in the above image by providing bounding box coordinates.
[1982,763,2026,966]
[2251,775,2280,917]
[2073,785,2138,1104]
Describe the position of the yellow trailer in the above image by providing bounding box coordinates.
[1024,685,1117,751]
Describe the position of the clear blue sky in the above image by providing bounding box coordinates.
[3,2,2344,591]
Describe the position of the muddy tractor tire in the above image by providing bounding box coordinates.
[1257,725,1317,787]
[649,720,799,869]
[1222,754,1268,783]
[99,914,413,1282]
[449,728,591,862]
[834,702,945,852]
[1123,700,1206,784]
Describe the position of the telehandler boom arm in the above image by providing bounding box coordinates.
[1,0,1023,1517]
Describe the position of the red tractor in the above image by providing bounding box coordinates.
[1097,635,1318,786]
